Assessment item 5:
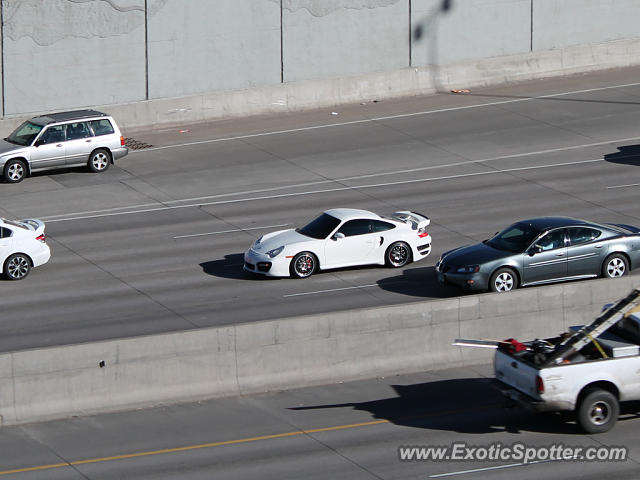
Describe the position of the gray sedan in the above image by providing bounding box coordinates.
[436,217,640,292]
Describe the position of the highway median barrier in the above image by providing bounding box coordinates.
[0,276,637,425]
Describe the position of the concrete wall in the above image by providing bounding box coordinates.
[282,0,409,82]
[2,0,146,115]
[411,0,531,66]
[147,0,282,98]
[0,276,637,426]
[533,0,640,51]
[1,1,640,125]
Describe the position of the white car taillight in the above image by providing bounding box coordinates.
[36,234,46,243]
[418,230,429,238]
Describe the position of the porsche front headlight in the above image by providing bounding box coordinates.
[266,246,284,258]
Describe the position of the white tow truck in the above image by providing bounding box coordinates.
[459,288,640,433]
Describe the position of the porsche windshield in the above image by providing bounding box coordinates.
[297,213,341,239]
[485,223,541,252]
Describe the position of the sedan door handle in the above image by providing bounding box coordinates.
[56,144,63,147]
[594,244,603,249]
[85,139,92,142]
[555,253,565,257]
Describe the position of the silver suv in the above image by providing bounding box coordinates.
[1,110,128,183]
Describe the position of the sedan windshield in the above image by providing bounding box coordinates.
[5,121,43,146]
[297,213,341,239]
[485,222,541,253]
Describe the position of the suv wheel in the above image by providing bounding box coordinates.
[3,159,27,183]
[88,149,111,173]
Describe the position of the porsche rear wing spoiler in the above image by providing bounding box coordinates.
[391,211,430,230]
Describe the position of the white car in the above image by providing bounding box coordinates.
[244,208,431,278]
[0,218,51,280]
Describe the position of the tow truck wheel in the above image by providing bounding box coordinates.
[577,389,619,434]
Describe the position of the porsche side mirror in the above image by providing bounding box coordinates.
[332,232,345,241]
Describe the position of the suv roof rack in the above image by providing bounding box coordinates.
[31,110,108,126]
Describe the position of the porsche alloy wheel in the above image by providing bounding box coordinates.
[386,242,411,268]
[290,252,316,278]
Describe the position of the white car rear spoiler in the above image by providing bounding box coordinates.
[18,218,45,234]
[391,211,430,230]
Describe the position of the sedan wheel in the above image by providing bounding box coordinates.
[290,252,316,278]
[603,254,628,278]
[4,253,31,280]
[489,268,517,292]
[386,242,411,268]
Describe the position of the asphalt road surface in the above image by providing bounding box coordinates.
[0,364,638,479]
[1,67,640,352]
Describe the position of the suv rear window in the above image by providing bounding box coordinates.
[89,119,115,136]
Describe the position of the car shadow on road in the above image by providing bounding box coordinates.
[200,253,278,281]
[377,266,467,299]
[288,378,634,435]
[604,144,640,166]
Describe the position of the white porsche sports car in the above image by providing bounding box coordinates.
[0,217,51,280]
[244,208,431,278]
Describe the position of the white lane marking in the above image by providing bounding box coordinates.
[43,158,605,222]
[283,281,406,297]
[130,82,640,154]
[41,202,163,220]
[429,459,556,477]
[40,134,639,222]
[160,135,640,205]
[607,183,640,189]
[283,284,378,297]
[173,223,291,239]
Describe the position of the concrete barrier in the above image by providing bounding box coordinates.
[103,38,640,130]
[0,276,638,425]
